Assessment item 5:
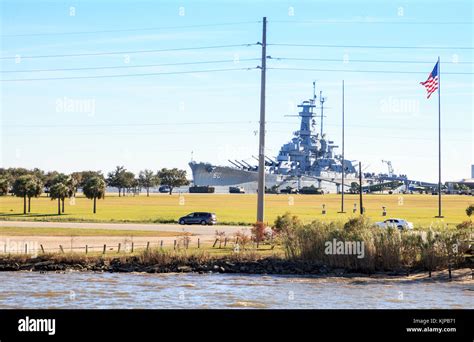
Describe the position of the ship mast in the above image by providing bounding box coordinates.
[319,90,326,136]
[312,81,316,104]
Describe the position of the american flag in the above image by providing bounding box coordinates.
[420,61,439,99]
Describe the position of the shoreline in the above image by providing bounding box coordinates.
[0,255,471,282]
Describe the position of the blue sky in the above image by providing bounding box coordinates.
[1,0,472,183]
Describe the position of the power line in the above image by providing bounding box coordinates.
[3,121,262,128]
[1,21,260,37]
[1,58,260,73]
[7,56,471,74]
[4,19,472,38]
[5,121,471,133]
[1,67,257,82]
[268,56,474,65]
[269,43,474,50]
[0,43,257,60]
[268,67,473,75]
[270,19,474,25]
[3,129,469,142]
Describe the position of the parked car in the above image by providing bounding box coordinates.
[376,218,414,230]
[229,186,245,193]
[158,185,171,193]
[178,212,217,225]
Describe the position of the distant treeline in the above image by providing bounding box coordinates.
[0,166,189,214]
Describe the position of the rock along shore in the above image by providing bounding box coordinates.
[0,256,470,279]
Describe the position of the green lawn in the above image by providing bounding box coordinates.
[0,226,187,237]
[0,193,472,227]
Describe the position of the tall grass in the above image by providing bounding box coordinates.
[274,213,472,272]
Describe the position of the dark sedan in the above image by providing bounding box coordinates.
[178,212,217,225]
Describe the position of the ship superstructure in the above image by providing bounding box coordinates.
[189,85,359,193]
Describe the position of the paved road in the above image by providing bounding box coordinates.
[0,220,250,236]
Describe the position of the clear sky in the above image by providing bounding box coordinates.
[1,0,473,183]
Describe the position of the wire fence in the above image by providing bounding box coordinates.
[0,235,274,256]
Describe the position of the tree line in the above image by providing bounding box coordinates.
[0,167,189,214]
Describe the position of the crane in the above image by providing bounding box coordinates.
[382,160,394,177]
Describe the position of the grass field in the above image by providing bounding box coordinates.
[0,193,472,227]
[0,227,187,237]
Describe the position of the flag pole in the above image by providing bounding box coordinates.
[436,56,443,218]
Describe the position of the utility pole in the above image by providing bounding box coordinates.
[257,17,267,223]
[339,80,345,213]
[359,161,363,215]
[435,56,443,218]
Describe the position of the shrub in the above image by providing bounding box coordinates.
[274,214,470,272]
[234,230,251,250]
[214,230,226,248]
[466,204,474,217]
[251,222,266,244]
[273,212,302,234]
[456,220,472,230]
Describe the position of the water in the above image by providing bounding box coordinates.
[0,272,472,309]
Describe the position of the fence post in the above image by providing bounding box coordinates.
[160,240,163,249]
[40,244,45,254]
[117,243,121,253]
[146,242,150,251]
[85,245,88,254]
[131,242,134,253]
[59,245,64,254]
[224,237,227,247]
[103,244,106,254]
[173,240,177,250]
[25,243,28,255]
[198,238,200,249]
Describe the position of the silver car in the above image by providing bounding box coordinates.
[376,218,414,230]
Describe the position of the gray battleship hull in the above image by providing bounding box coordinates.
[189,162,354,193]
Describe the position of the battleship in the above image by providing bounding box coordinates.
[189,85,433,194]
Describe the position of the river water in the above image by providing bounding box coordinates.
[0,272,472,309]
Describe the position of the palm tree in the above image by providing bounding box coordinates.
[50,182,69,215]
[139,169,159,196]
[121,171,136,196]
[65,176,78,206]
[26,178,43,213]
[82,176,106,213]
[48,173,75,213]
[0,177,10,196]
[43,171,59,197]
[107,166,125,197]
[12,175,43,214]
